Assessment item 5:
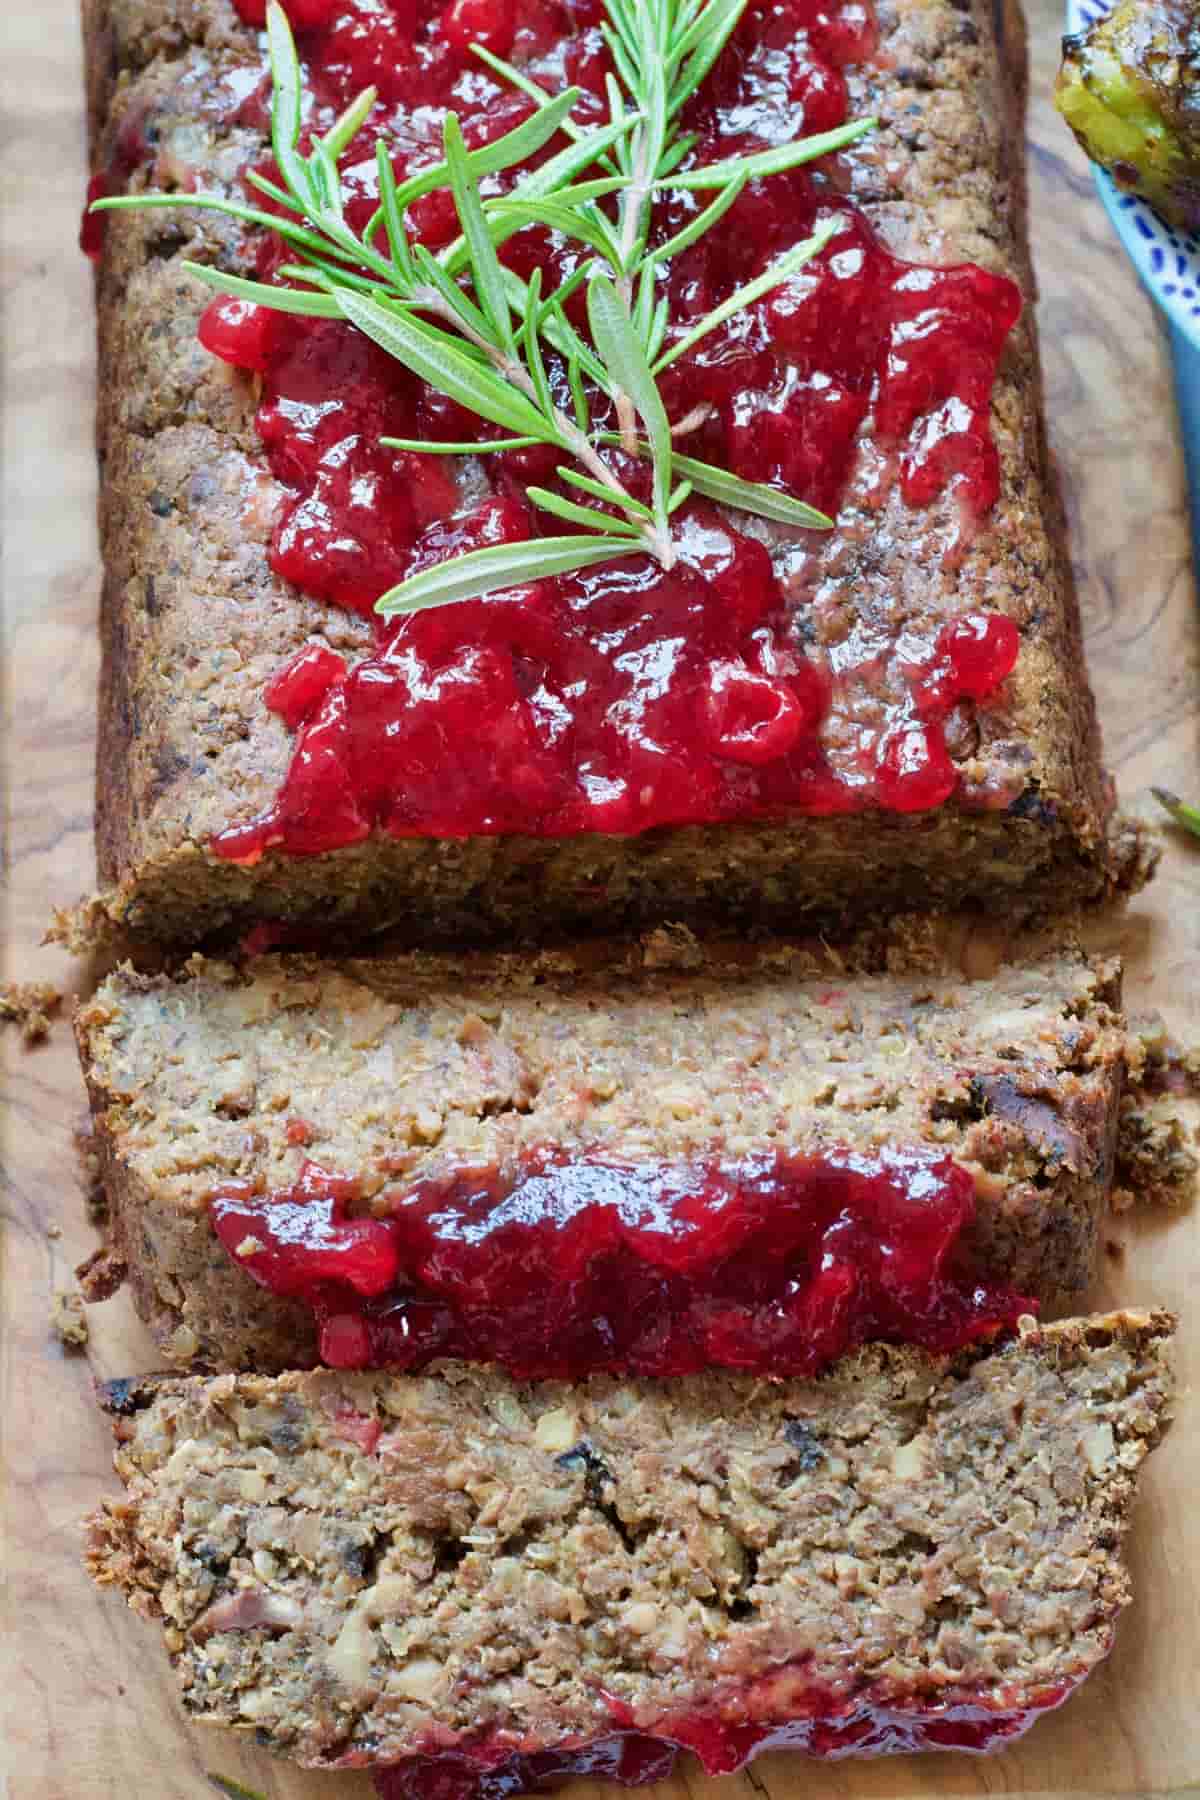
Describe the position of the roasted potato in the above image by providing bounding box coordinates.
[1057,0,1200,234]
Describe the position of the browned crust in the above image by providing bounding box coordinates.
[76,932,1129,1371]
[77,0,1135,949]
[84,1310,1175,1768]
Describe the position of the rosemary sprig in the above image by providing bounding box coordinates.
[94,0,876,613]
[206,1776,268,1800]
[1152,786,1200,841]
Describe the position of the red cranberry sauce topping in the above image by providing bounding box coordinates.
[195,0,1024,854]
[81,173,113,260]
[81,99,158,261]
[371,1678,1077,1796]
[210,1145,1032,1378]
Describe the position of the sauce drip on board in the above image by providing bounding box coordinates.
[368,1678,1078,1794]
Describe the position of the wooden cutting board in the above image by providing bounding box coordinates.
[3,1,1198,1795]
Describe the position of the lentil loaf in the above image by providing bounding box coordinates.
[77,0,1139,951]
[86,1310,1175,1781]
[77,932,1130,1372]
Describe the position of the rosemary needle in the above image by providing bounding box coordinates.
[206,1776,268,1800]
[1152,786,1200,841]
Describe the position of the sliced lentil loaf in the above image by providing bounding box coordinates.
[86,1311,1175,1778]
[76,932,1131,1372]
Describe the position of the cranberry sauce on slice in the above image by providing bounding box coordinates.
[644,1681,1077,1766]
[185,0,1026,854]
[370,1677,1077,1796]
[373,1732,677,1798]
[210,1145,1032,1378]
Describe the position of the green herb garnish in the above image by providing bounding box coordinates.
[206,1776,268,1800]
[94,0,875,612]
[1153,786,1200,840]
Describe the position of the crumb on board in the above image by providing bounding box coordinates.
[1115,1014,1200,1209]
[50,1289,89,1351]
[1126,1012,1200,1097]
[43,899,111,957]
[0,980,63,1045]
[76,1245,127,1304]
[1115,1091,1199,1209]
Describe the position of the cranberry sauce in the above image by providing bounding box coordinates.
[371,1679,1077,1796]
[81,173,113,260]
[209,1145,1032,1377]
[190,0,1025,854]
[81,100,159,261]
[373,1732,677,1798]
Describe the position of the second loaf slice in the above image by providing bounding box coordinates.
[77,934,1130,1375]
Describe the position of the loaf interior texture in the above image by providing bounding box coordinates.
[75,932,1130,1370]
[86,1311,1175,1771]
[77,0,1136,950]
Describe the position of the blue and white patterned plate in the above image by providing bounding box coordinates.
[1066,0,1200,344]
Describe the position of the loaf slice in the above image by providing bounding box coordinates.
[76,0,1138,951]
[76,936,1129,1375]
[86,1311,1175,1786]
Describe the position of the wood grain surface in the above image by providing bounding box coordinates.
[2,1,1198,1795]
